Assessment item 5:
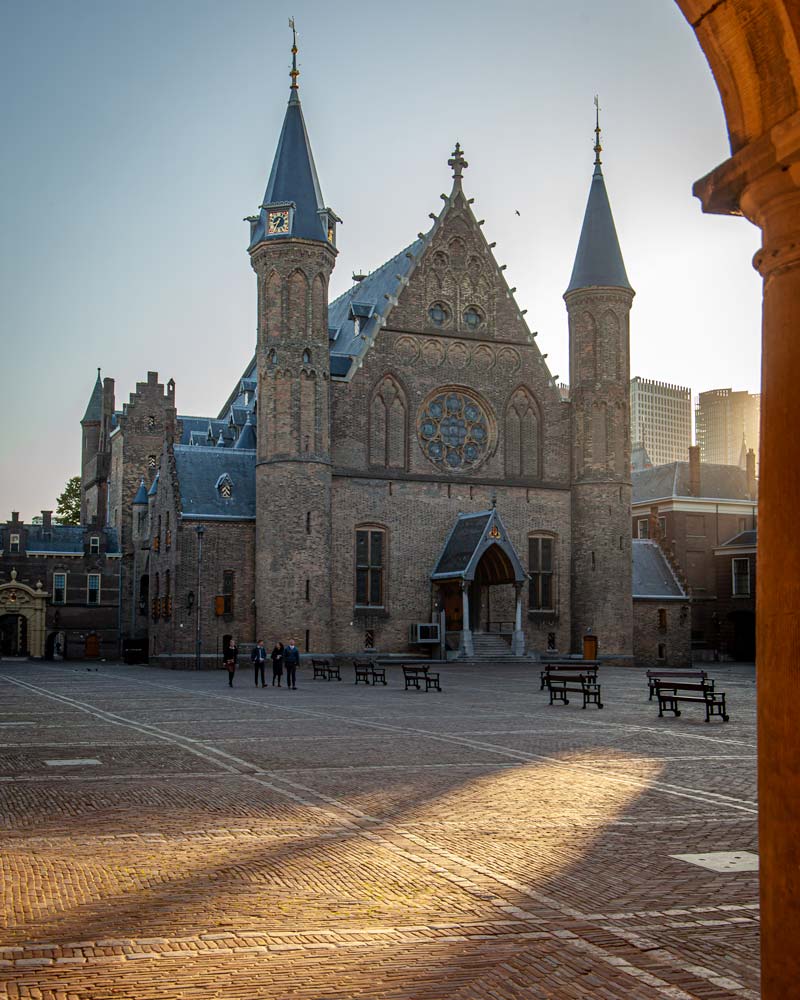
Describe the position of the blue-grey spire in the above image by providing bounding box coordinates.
[247,22,338,249]
[81,368,103,423]
[132,478,149,506]
[565,104,632,294]
[147,472,159,497]
[234,411,257,450]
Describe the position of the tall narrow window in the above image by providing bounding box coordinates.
[53,573,66,604]
[216,570,235,615]
[9,534,20,553]
[732,558,751,596]
[355,528,385,607]
[89,535,100,554]
[164,569,171,618]
[528,535,555,611]
[87,573,101,605]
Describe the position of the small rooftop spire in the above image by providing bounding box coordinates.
[448,142,468,186]
[289,17,299,93]
[593,95,602,168]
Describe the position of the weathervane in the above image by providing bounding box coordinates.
[289,17,299,90]
[593,94,602,166]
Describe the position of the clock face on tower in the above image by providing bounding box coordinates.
[268,211,290,235]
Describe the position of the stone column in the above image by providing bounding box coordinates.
[460,581,473,658]
[696,129,800,997]
[744,171,800,1000]
[512,583,526,656]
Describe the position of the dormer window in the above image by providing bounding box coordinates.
[9,534,20,553]
[89,536,100,555]
[216,474,233,500]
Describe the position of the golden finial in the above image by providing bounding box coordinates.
[289,18,299,90]
[593,94,602,166]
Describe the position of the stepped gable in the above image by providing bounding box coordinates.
[632,539,686,598]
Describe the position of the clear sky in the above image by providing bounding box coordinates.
[0,0,763,521]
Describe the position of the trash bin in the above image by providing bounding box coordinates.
[583,633,598,660]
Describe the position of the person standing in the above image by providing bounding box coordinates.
[224,639,238,687]
[251,639,268,688]
[270,641,284,687]
[284,639,300,690]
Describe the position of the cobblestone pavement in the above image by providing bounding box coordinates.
[0,660,759,999]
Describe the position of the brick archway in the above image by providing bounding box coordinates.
[674,3,800,994]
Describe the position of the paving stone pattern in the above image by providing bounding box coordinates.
[0,661,759,999]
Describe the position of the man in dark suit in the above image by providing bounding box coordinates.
[251,639,268,688]
[284,639,300,690]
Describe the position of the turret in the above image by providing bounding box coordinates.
[248,23,337,651]
[565,102,634,657]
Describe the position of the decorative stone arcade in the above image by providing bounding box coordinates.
[431,509,527,658]
[0,571,46,659]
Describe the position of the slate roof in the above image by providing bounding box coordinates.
[1,525,120,554]
[132,479,149,505]
[718,530,757,549]
[431,510,526,583]
[328,237,427,369]
[82,370,103,423]
[632,540,686,599]
[566,161,632,293]
[248,88,329,247]
[632,462,755,503]
[433,513,491,576]
[148,473,159,497]
[173,445,255,519]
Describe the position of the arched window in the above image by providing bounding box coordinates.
[505,387,541,478]
[355,526,386,608]
[528,533,556,612]
[302,348,311,365]
[369,375,407,469]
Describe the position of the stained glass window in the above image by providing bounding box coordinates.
[417,390,490,471]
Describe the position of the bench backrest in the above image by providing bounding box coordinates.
[402,664,428,674]
[653,680,714,693]
[647,670,706,680]
[312,658,331,667]
[544,663,598,674]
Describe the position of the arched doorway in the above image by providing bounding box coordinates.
[431,508,527,657]
[0,573,46,659]
[0,614,27,656]
[673,4,799,993]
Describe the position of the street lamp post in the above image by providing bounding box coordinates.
[195,524,205,671]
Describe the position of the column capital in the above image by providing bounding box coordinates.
[693,109,800,279]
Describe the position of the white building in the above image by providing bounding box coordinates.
[630,378,692,468]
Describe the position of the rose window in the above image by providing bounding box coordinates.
[418,390,492,471]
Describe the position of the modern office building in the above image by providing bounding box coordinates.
[695,388,761,471]
[630,378,692,467]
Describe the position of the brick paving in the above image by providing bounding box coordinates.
[0,660,759,998]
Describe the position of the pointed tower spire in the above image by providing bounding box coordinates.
[566,101,632,294]
[246,21,340,249]
[82,368,103,423]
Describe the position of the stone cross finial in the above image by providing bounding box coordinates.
[448,142,468,182]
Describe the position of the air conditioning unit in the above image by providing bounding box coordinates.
[409,622,440,644]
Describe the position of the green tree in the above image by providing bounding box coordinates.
[55,476,82,525]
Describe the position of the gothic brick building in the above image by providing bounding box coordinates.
[79,42,648,666]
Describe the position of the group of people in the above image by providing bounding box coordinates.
[222,639,300,689]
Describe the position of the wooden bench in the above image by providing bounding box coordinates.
[353,659,388,685]
[646,669,709,701]
[311,658,341,681]
[540,662,599,691]
[544,670,603,709]
[402,664,441,692]
[654,680,729,722]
